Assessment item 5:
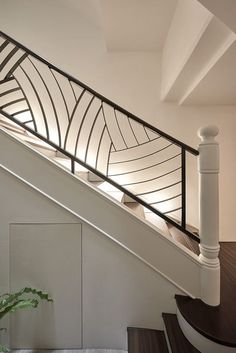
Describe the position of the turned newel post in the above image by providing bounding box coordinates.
[198,126,220,306]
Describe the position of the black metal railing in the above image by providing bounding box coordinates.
[0,31,199,242]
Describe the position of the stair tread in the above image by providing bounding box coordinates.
[144,212,170,236]
[0,121,26,134]
[88,171,104,182]
[0,117,26,132]
[1,124,57,157]
[162,313,200,353]
[5,128,56,151]
[53,157,88,172]
[125,202,144,218]
[76,171,89,181]
[167,224,200,255]
[127,327,169,353]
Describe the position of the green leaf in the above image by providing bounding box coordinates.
[21,287,53,302]
[0,287,53,322]
[9,298,39,312]
[0,345,9,353]
[0,299,39,319]
[0,287,52,312]
[0,292,22,311]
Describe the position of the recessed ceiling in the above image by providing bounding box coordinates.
[198,0,236,34]
[183,40,236,105]
[100,0,177,51]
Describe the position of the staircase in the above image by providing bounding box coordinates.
[0,30,226,352]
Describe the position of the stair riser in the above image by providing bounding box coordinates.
[163,325,172,353]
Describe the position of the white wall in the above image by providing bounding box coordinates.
[0,165,184,350]
[82,222,181,349]
[0,0,235,241]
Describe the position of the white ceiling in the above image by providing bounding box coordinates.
[57,0,102,28]
[183,40,236,105]
[100,0,177,51]
[56,0,177,51]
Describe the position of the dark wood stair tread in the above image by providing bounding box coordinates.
[127,327,169,353]
[162,313,200,353]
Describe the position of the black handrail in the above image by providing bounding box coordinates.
[0,30,200,243]
[0,30,199,156]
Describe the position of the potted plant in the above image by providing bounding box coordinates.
[0,287,53,352]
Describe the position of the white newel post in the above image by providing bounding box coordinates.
[198,126,220,306]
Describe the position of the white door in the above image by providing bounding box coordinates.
[9,223,82,349]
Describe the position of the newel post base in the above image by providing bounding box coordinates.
[199,244,220,306]
[198,126,220,306]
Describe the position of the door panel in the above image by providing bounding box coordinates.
[9,223,82,349]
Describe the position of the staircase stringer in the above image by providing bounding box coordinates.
[0,127,201,299]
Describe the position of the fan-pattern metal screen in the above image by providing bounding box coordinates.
[0,32,199,241]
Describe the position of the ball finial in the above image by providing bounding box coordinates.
[198,126,219,140]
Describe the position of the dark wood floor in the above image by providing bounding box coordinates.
[176,242,236,347]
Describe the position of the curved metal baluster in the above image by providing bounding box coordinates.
[84,104,102,163]
[63,89,86,149]
[149,194,181,205]
[28,57,62,147]
[50,69,70,123]
[108,153,181,176]
[109,144,174,167]
[74,95,95,156]
[13,75,38,132]
[20,65,50,139]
